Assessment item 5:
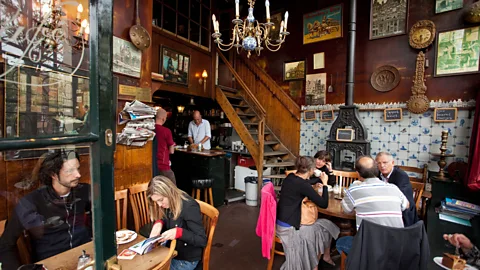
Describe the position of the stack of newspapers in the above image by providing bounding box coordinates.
[117,100,157,147]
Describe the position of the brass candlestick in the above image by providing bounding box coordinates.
[432,130,455,181]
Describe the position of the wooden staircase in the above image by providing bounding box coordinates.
[215,50,299,192]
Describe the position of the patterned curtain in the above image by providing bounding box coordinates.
[467,90,480,191]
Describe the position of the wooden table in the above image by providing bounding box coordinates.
[317,193,356,237]
[37,236,169,270]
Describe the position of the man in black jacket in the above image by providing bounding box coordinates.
[375,152,419,226]
[0,150,92,269]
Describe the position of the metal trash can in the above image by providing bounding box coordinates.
[244,176,258,206]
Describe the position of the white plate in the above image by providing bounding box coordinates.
[116,230,137,245]
[433,256,478,270]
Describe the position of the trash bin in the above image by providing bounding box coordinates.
[244,176,258,206]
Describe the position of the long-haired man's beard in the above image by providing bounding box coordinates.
[59,177,80,188]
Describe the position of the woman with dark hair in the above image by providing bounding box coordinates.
[277,156,340,270]
[314,150,336,186]
[147,176,207,270]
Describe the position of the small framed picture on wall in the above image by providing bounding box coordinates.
[284,60,306,81]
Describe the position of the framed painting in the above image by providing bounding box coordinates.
[161,46,190,86]
[305,73,327,105]
[113,37,141,78]
[370,0,409,40]
[435,26,480,77]
[435,0,463,14]
[284,60,306,81]
[303,4,343,44]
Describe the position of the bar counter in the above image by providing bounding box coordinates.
[171,148,226,207]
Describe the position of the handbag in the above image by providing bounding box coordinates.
[301,198,318,225]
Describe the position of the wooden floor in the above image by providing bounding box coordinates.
[209,202,341,270]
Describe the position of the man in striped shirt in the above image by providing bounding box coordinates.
[341,156,409,229]
[336,156,410,257]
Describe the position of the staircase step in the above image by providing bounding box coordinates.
[243,122,259,126]
[263,151,289,157]
[233,104,250,109]
[224,93,243,100]
[218,85,239,93]
[263,174,287,179]
[263,140,279,145]
[264,162,295,168]
[249,130,271,135]
[237,112,256,117]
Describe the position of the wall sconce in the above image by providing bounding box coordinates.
[197,70,208,92]
[177,105,185,114]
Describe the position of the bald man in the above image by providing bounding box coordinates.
[155,108,176,184]
[188,110,211,150]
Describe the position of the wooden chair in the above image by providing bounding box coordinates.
[1,219,32,265]
[115,189,128,230]
[267,226,285,270]
[285,170,296,176]
[152,240,177,270]
[195,199,219,270]
[128,183,150,232]
[398,164,428,183]
[410,181,425,212]
[398,165,428,219]
[332,170,359,188]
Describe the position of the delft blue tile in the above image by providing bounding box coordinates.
[400,128,408,133]
[422,127,430,135]
[419,136,431,145]
[392,134,397,141]
[397,152,408,160]
[401,160,405,166]
[460,119,465,127]
[400,145,408,151]
[383,127,387,133]
[418,153,430,162]
[410,136,419,143]
[422,145,428,152]
[423,111,432,117]
[320,140,325,145]
[432,138,442,144]
[411,119,420,126]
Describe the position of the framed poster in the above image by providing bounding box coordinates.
[370,0,409,40]
[313,52,325,69]
[161,46,190,86]
[113,37,141,78]
[435,0,463,14]
[435,26,480,77]
[284,60,306,81]
[303,4,343,44]
[305,73,326,105]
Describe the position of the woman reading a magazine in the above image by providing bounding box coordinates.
[147,176,207,270]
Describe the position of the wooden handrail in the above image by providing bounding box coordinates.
[239,56,300,121]
[216,49,266,117]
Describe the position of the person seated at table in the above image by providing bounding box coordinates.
[147,176,207,270]
[375,152,418,226]
[313,150,336,186]
[444,233,480,267]
[277,156,340,270]
[336,156,409,257]
[0,150,92,270]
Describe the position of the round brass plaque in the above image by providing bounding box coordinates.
[370,65,401,92]
[406,95,430,114]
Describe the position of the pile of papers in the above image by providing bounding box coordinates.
[117,100,156,147]
[438,197,480,227]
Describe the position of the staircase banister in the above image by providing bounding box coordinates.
[240,56,301,121]
[216,49,266,117]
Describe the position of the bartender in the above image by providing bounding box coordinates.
[188,110,211,150]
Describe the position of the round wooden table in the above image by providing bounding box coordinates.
[317,193,356,237]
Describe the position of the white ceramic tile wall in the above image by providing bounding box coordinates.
[299,109,474,172]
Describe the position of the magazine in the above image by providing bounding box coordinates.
[445,198,480,214]
[128,235,163,255]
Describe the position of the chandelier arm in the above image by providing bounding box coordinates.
[264,41,284,52]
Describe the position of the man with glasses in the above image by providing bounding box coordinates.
[375,152,418,226]
[0,150,91,269]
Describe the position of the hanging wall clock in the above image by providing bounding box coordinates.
[409,20,436,50]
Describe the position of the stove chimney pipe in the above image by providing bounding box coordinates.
[345,0,356,106]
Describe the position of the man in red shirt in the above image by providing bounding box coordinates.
[155,108,176,184]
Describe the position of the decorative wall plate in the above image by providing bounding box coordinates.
[370,65,401,92]
[409,20,436,49]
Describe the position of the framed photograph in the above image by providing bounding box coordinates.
[161,46,190,86]
[303,4,343,44]
[435,0,463,14]
[305,73,327,105]
[288,81,303,99]
[435,26,480,77]
[313,52,325,69]
[113,37,141,78]
[284,60,306,81]
[370,0,409,40]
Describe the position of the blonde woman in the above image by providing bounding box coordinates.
[148,176,207,270]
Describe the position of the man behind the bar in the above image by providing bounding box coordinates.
[188,110,211,150]
[0,150,91,269]
[155,108,176,184]
[375,152,419,227]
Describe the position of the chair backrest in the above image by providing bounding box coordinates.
[1,219,32,265]
[410,181,425,211]
[332,170,359,188]
[115,189,128,230]
[285,170,297,176]
[397,165,428,183]
[128,182,150,232]
[196,199,219,270]
[0,219,5,236]
[152,240,177,270]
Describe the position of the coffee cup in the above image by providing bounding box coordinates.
[314,169,321,177]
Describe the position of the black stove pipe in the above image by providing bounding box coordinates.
[345,0,356,106]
